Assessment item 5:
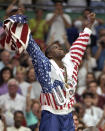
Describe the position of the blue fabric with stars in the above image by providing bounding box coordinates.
[27,35,64,93]
[5,15,28,24]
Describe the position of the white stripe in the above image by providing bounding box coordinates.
[77,36,89,39]
[71,53,82,61]
[49,93,56,109]
[15,23,23,39]
[70,49,84,56]
[71,44,86,50]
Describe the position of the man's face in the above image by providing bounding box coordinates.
[8,81,18,95]
[55,2,63,11]
[1,51,10,65]
[48,43,65,60]
[83,10,91,18]
[86,74,94,85]
[84,96,92,107]
[14,113,23,128]
[28,68,36,82]
[89,82,97,94]
[16,71,24,82]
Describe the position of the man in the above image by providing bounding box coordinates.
[0,79,26,126]
[1,11,95,130]
[46,0,71,44]
[82,92,103,127]
[0,50,10,70]
[7,111,31,131]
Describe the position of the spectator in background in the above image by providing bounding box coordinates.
[10,55,20,75]
[7,111,31,131]
[0,79,26,126]
[82,92,103,127]
[77,71,96,95]
[88,80,105,109]
[97,73,105,97]
[29,9,47,50]
[83,46,97,72]
[93,33,105,70]
[97,105,105,131]
[5,0,25,19]
[0,50,10,71]
[29,9,47,41]
[46,0,71,45]
[25,86,41,131]
[72,111,79,131]
[26,67,42,100]
[0,67,13,95]
[15,66,31,97]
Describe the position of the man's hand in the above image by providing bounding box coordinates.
[87,13,96,29]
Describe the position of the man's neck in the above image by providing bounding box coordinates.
[9,94,16,99]
[15,124,21,129]
[54,59,64,69]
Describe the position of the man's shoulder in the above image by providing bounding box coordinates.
[0,93,9,99]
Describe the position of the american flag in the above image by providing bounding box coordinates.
[0,15,30,54]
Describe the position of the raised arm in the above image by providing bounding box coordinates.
[2,14,53,93]
[69,13,95,66]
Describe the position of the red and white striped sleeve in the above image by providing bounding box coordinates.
[70,27,92,66]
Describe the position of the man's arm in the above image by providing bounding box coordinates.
[69,13,95,66]
[2,14,52,93]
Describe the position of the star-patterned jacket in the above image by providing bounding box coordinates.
[27,29,92,115]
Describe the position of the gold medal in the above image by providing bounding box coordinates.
[65,83,70,89]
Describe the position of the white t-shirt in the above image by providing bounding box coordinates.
[19,81,31,97]
[83,106,103,126]
[0,93,26,126]
[31,81,42,99]
[46,13,71,44]
[0,120,4,131]
[7,126,31,131]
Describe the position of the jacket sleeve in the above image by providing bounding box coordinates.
[69,27,92,66]
[26,35,53,93]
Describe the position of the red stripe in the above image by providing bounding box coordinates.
[72,75,77,82]
[70,47,85,52]
[72,42,87,47]
[52,94,58,110]
[79,34,90,37]
[74,65,77,70]
[20,24,28,44]
[63,90,66,97]
[45,94,50,106]
[71,51,82,57]
[76,38,89,42]
[40,95,42,105]
[11,23,17,33]
[71,60,79,66]
[60,105,63,110]
[71,55,81,63]
[73,71,77,77]
[47,94,53,107]
[68,103,70,108]
[0,36,6,47]
[16,39,22,48]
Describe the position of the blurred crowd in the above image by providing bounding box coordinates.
[0,0,105,131]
